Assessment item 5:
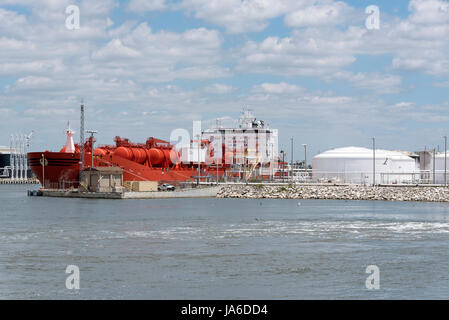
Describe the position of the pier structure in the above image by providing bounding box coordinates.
[0,178,39,184]
[1,132,33,182]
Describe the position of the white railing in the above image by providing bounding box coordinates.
[285,169,449,185]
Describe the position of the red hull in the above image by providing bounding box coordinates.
[28,152,81,189]
[28,150,225,189]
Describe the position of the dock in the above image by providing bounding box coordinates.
[27,186,221,199]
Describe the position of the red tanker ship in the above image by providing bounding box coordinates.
[28,108,280,189]
[28,125,226,189]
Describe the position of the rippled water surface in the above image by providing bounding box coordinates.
[2,184,449,299]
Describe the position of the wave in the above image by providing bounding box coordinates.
[3,220,449,243]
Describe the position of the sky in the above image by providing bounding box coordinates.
[1,0,449,159]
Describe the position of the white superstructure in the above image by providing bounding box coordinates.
[202,108,278,165]
[203,109,278,180]
[312,146,419,184]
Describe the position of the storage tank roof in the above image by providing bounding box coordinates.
[314,146,414,160]
[435,152,449,158]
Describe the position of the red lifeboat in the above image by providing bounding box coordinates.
[146,148,164,166]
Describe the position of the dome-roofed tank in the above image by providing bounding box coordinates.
[312,146,418,184]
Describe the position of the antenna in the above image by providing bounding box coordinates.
[14,133,20,180]
[80,99,85,170]
[21,133,26,180]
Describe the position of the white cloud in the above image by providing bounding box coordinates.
[0,107,16,117]
[181,0,303,34]
[0,0,449,152]
[24,107,76,116]
[237,29,360,77]
[433,81,449,87]
[80,0,119,16]
[325,72,402,94]
[92,38,141,59]
[237,0,449,80]
[128,0,168,12]
[408,0,449,25]
[107,17,114,27]
[0,60,65,76]
[393,102,415,108]
[204,84,235,94]
[14,76,56,89]
[285,1,355,28]
[256,82,304,94]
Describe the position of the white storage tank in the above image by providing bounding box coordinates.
[433,152,449,184]
[312,147,419,184]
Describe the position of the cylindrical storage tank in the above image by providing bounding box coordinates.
[434,152,449,184]
[114,146,133,161]
[169,148,181,165]
[94,148,107,157]
[163,149,172,165]
[146,148,164,165]
[312,147,418,185]
[131,148,147,164]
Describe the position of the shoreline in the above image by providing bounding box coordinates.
[217,184,449,202]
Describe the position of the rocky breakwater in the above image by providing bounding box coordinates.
[217,185,449,202]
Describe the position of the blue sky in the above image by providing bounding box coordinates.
[1,0,449,160]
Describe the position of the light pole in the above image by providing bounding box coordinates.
[302,144,307,173]
[423,146,426,182]
[86,130,97,170]
[196,134,201,186]
[80,100,85,170]
[433,148,436,184]
[271,143,274,181]
[445,136,447,186]
[41,153,45,189]
[372,137,376,186]
[290,137,294,181]
[214,136,219,185]
[280,150,285,183]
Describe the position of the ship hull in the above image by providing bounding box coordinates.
[28,151,225,189]
[28,152,81,188]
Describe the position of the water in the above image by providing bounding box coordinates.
[2,184,449,299]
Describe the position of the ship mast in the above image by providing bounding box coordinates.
[80,99,85,170]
